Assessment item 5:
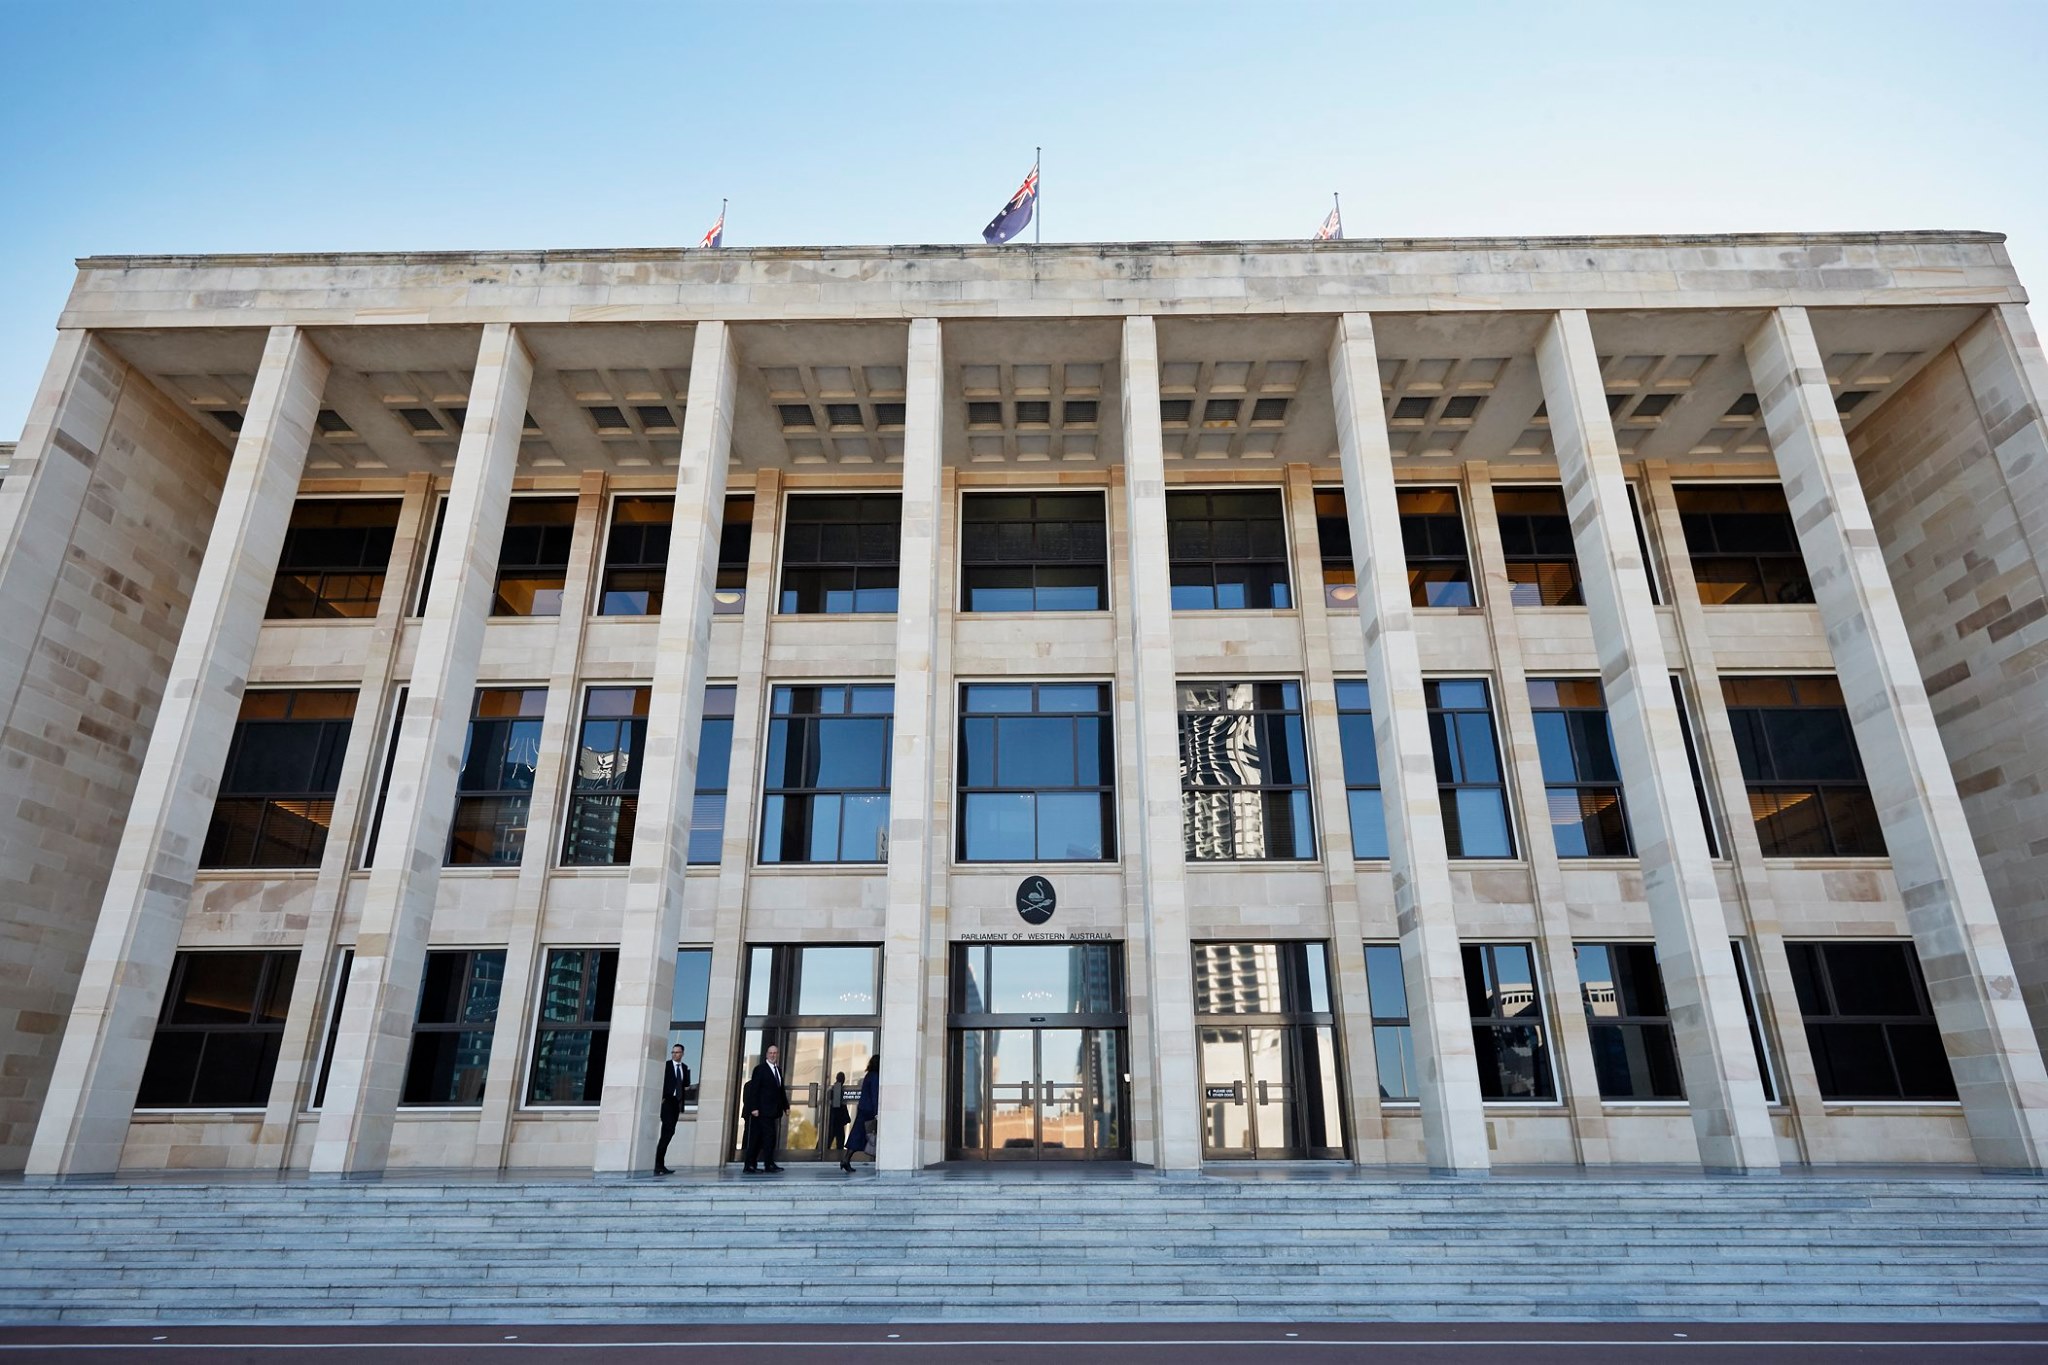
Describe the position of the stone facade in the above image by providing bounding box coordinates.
[3,231,2046,1177]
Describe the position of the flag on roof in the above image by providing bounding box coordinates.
[1314,200,1342,242]
[700,202,727,249]
[982,161,1039,245]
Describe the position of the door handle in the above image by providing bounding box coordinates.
[1256,1080,1269,1106]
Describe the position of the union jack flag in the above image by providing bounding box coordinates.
[1314,203,1342,242]
[983,162,1039,245]
[699,207,726,250]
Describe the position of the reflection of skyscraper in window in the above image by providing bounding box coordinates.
[1181,687,1269,860]
[561,741,628,866]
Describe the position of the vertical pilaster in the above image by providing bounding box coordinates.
[1326,312,1489,1174]
[1539,310,1780,1170]
[594,323,737,1173]
[1119,317,1203,1173]
[1749,305,2048,1171]
[310,324,532,1176]
[257,472,438,1168]
[691,475,781,1166]
[1282,461,1387,1163]
[478,470,607,1167]
[26,325,329,1177]
[876,318,944,1173]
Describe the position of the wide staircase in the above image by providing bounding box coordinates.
[4,1170,2047,1323]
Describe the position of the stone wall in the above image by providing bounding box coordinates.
[1851,316,2048,1055]
[0,359,228,1169]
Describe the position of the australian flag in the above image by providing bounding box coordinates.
[1314,203,1342,242]
[982,162,1039,245]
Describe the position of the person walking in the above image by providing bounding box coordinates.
[654,1043,691,1175]
[825,1070,851,1154]
[841,1055,879,1173]
[740,1043,788,1174]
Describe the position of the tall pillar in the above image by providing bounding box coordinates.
[594,323,737,1173]
[26,325,329,1177]
[876,318,944,1173]
[1538,310,1780,1171]
[1326,312,1489,1175]
[1119,316,1203,1173]
[1749,306,2048,1171]
[310,324,532,1175]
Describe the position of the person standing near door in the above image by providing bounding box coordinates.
[741,1043,788,1173]
[841,1056,879,1173]
[655,1043,691,1175]
[826,1070,851,1155]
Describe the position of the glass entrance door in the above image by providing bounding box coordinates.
[1193,942,1348,1160]
[777,1027,875,1158]
[734,943,881,1164]
[947,944,1130,1161]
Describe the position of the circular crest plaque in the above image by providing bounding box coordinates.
[1015,875,1057,926]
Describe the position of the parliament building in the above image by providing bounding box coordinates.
[4,231,2048,1179]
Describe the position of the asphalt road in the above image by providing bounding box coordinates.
[2,1324,2047,1363]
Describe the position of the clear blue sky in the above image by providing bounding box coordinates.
[2,0,2044,437]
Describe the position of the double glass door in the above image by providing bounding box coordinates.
[735,943,880,1164]
[766,1027,874,1156]
[947,943,1130,1161]
[1193,941,1348,1160]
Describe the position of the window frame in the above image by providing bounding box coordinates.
[1492,484,1585,608]
[1527,677,1633,859]
[1721,674,1885,859]
[957,489,1111,614]
[1671,675,1722,859]
[309,948,354,1112]
[668,946,714,1113]
[1462,941,1560,1104]
[1397,485,1477,609]
[401,948,508,1108]
[1176,678,1317,863]
[594,493,755,618]
[491,495,579,618]
[1730,938,1781,1106]
[1424,677,1517,859]
[559,684,651,867]
[758,682,896,865]
[1573,941,1686,1103]
[200,688,356,871]
[265,496,402,621]
[135,950,299,1112]
[360,686,408,869]
[446,686,549,867]
[1674,482,1815,606]
[955,680,1118,864]
[1312,487,1360,611]
[1786,939,1958,1104]
[776,492,903,616]
[1164,487,1295,612]
[1362,942,1418,1104]
[523,946,620,1109]
[1333,679,1387,861]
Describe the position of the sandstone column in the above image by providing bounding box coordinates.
[1539,309,1780,1171]
[875,318,944,1173]
[26,325,329,1177]
[594,323,737,1173]
[1749,305,2048,1171]
[1326,312,1489,1174]
[310,324,532,1175]
[1119,316,1202,1172]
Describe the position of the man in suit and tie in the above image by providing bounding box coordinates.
[740,1043,788,1173]
[654,1043,691,1176]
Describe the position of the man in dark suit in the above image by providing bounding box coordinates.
[654,1043,691,1175]
[740,1043,788,1173]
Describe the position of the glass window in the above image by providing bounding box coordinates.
[596,495,753,617]
[1672,676,1721,858]
[402,949,505,1106]
[1363,944,1417,1102]
[951,943,1121,1016]
[526,948,618,1105]
[311,949,353,1110]
[1399,487,1475,608]
[1675,484,1814,605]
[759,684,894,863]
[960,492,1109,612]
[668,947,712,1109]
[1722,675,1884,857]
[561,686,648,866]
[747,944,883,1018]
[1787,941,1956,1102]
[1333,680,1387,859]
[1426,679,1514,858]
[1166,489,1292,610]
[958,682,1115,862]
[1192,942,1331,1015]
[1575,943,1683,1100]
[414,497,449,616]
[137,951,298,1108]
[201,689,355,870]
[1463,943,1557,1101]
[492,497,577,616]
[1495,487,1583,607]
[1528,678,1632,858]
[1730,938,1779,1104]
[1177,681,1315,861]
[779,494,901,614]
[361,687,407,869]
[688,686,737,864]
[1313,489,1359,610]
[448,688,547,866]
[1627,484,1663,606]
[266,499,399,619]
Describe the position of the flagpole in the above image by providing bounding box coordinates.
[1035,146,1042,244]
[722,198,728,246]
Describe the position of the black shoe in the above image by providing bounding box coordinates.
[655,1166,673,1175]
[840,1158,853,1173]
[742,1165,758,1173]
[765,1163,785,1173]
